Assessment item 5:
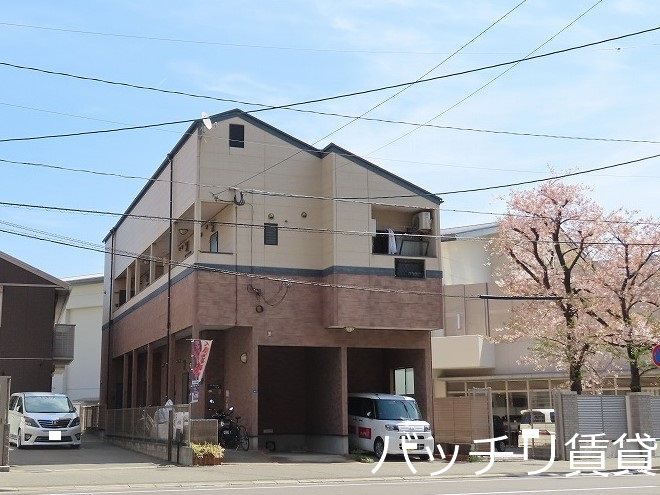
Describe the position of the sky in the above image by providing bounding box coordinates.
[0,0,659,278]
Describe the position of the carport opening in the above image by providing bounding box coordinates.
[347,347,428,419]
[258,346,344,454]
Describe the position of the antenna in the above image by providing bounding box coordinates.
[201,112,213,130]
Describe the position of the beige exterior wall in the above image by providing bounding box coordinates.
[100,112,442,438]
[54,276,103,402]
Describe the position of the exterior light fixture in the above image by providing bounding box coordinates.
[344,326,355,333]
[178,228,189,236]
[268,213,275,220]
[240,353,248,364]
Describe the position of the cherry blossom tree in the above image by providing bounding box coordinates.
[492,181,607,393]
[587,213,660,392]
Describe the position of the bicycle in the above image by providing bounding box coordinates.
[212,407,249,451]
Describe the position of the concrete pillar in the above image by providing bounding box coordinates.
[340,346,348,438]
[122,354,129,408]
[626,393,654,438]
[553,390,578,460]
[131,349,138,408]
[126,265,132,300]
[146,343,154,406]
[134,260,141,295]
[149,245,155,285]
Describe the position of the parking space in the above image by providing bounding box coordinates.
[8,432,162,469]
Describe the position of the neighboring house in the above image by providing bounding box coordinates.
[100,109,443,454]
[0,251,74,393]
[433,223,660,422]
[52,274,103,404]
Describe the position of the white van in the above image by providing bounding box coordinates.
[348,393,434,458]
[518,408,555,447]
[7,392,82,448]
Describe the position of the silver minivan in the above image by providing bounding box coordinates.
[8,392,82,448]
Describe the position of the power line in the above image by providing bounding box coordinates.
[369,0,604,154]
[1,25,658,119]
[0,223,651,305]
[2,149,659,209]
[0,20,534,56]
[0,20,646,55]
[3,149,659,211]
[0,199,656,246]
[0,225,450,297]
[441,208,660,227]
[342,152,660,199]
[221,0,528,194]
[3,99,660,146]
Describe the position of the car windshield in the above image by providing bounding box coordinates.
[375,399,421,420]
[24,396,74,413]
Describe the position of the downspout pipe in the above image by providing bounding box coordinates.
[106,228,115,409]
[165,153,173,401]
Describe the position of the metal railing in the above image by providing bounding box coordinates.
[53,324,75,362]
[105,404,191,445]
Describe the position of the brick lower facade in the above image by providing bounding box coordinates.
[101,267,441,453]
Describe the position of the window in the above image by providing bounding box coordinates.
[375,399,420,420]
[394,258,424,278]
[264,223,278,245]
[209,231,219,253]
[394,367,415,395]
[229,124,245,148]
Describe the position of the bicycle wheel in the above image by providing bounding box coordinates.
[239,425,249,451]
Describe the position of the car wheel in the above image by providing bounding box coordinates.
[374,437,385,459]
[17,429,23,449]
[495,440,506,452]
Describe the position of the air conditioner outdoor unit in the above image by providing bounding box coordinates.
[412,211,432,232]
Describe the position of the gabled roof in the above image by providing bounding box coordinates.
[62,274,104,285]
[441,222,498,239]
[321,143,443,205]
[103,109,442,241]
[0,251,70,290]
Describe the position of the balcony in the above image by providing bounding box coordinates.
[371,206,437,258]
[432,334,495,370]
[53,324,75,364]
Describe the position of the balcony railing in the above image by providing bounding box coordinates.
[53,324,75,363]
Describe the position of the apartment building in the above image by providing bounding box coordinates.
[101,109,443,454]
[52,274,103,403]
[0,251,74,392]
[433,223,660,424]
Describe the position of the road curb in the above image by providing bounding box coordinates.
[12,467,660,492]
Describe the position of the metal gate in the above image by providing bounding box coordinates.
[576,395,627,439]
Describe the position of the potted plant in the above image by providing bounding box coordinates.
[191,442,224,466]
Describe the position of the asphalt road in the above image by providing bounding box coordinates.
[20,474,660,495]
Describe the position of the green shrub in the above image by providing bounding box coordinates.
[191,442,224,459]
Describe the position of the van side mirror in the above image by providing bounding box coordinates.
[366,411,372,418]
[17,406,23,413]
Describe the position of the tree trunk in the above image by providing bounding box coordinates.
[569,363,582,394]
[628,344,642,393]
